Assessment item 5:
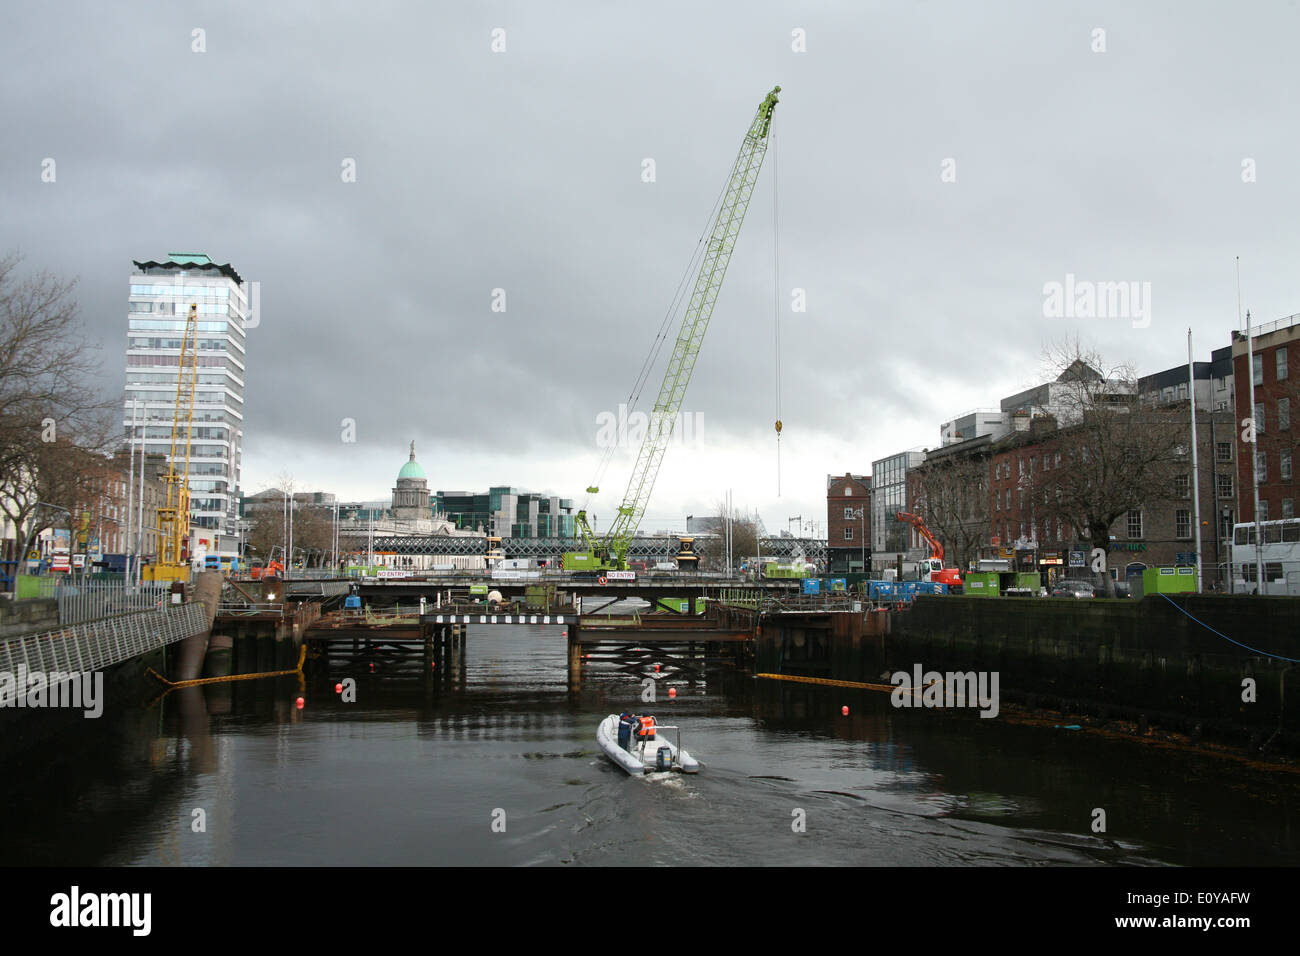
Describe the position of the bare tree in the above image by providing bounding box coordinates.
[0,254,115,564]
[1023,341,1185,595]
[693,501,763,570]
[244,478,295,565]
[292,505,335,566]
[910,450,990,571]
[245,508,283,563]
[4,439,106,565]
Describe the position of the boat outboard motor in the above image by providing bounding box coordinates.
[656,746,672,771]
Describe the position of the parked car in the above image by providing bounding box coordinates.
[1050,579,1095,598]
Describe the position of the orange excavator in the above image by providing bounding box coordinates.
[249,559,283,581]
[895,511,963,590]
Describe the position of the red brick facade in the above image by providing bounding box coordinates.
[826,473,870,572]
[1233,327,1300,524]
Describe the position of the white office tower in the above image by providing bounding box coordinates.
[123,253,251,561]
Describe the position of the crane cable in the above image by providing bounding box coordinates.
[772,131,783,497]
[585,155,736,508]
[585,234,704,510]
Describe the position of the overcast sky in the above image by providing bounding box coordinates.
[4,1,1300,537]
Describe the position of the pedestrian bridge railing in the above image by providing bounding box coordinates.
[14,578,175,627]
[54,581,174,627]
[0,602,209,708]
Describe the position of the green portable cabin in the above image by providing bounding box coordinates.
[562,550,608,572]
[656,596,708,614]
[963,571,1000,597]
[764,562,812,579]
[1014,572,1042,592]
[1133,565,1197,598]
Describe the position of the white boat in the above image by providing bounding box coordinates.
[597,714,699,775]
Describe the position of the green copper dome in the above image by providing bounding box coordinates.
[398,441,426,480]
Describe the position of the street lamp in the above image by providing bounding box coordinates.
[851,507,866,573]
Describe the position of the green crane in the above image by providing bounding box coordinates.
[565,86,781,574]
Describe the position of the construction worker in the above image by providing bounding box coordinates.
[618,711,637,750]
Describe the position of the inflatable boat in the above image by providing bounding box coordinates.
[597,713,699,775]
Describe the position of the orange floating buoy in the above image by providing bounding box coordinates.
[655,664,660,673]
[296,697,305,709]
[668,687,677,699]
[841,705,849,716]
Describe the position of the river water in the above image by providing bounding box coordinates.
[4,624,1298,866]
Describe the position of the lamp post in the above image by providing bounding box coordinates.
[332,499,339,569]
[1245,307,1264,594]
[288,496,295,577]
[850,507,866,573]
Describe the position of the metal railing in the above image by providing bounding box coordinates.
[709,588,771,609]
[51,581,174,627]
[215,603,283,616]
[0,602,208,707]
[761,593,866,613]
[1236,312,1300,341]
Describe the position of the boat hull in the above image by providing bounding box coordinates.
[597,715,699,775]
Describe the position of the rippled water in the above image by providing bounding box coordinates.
[3,625,1297,866]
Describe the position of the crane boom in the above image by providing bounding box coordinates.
[145,302,199,582]
[896,510,945,563]
[585,86,780,570]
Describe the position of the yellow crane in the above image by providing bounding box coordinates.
[144,303,199,583]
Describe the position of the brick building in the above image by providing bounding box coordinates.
[1233,313,1300,525]
[826,473,871,572]
[984,407,1231,582]
[22,450,168,567]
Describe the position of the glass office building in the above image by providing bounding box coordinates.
[871,450,924,557]
[122,253,250,556]
[435,487,575,538]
